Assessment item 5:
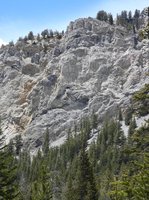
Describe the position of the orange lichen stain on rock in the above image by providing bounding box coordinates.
[19,115,33,130]
[19,80,36,105]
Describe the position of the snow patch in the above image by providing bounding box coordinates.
[22,57,32,64]
[50,135,66,147]
[135,114,149,129]
[120,114,149,137]
[121,121,129,137]
[87,129,98,145]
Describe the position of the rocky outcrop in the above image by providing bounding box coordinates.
[0,15,149,151]
[22,63,40,76]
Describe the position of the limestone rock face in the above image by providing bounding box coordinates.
[22,63,40,76]
[0,16,149,151]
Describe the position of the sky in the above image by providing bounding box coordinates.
[0,0,148,45]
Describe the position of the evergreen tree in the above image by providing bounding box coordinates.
[0,126,19,199]
[9,41,14,46]
[118,108,123,121]
[75,147,98,200]
[42,128,50,156]
[109,121,149,200]
[128,11,132,23]
[114,121,126,147]
[15,134,23,155]
[133,9,140,29]
[49,29,54,38]
[64,174,77,200]
[116,14,121,25]
[18,148,31,199]
[132,153,149,200]
[41,29,49,39]
[31,165,52,200]
[18,37,23,42]
[128,117,137,141]
[37,34,40,40]
[96,10,108,22]
[91,112,98,131]
[0,146,19,199]
[23,36,28,42]
[108,13,114,25]
[28,31,34,40]
[134,9,140,19]
[8,139,14,155]
[132,84,149,116]
[124,108,133,125]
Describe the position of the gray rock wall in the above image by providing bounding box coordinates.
[0,17,149,151]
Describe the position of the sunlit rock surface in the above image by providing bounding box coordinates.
[0,15,148,151]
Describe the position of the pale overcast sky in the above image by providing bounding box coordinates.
[0,0,148,45]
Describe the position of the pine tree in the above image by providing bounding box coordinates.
[134,9,140,18]
[109,121,149,200]
[75,147,98,200]
[31,165,52,200]
[116,14,120,25]
[42,128,50,156]
[64,175,76,200]
[132,153,149,200]
[41,29,49,39]
[124,108,133,125]
[49,29,54,38]
[91,112,98,131]
[15,134,23,155]
[128,117,137,142]
[9,41,14,46]
[96,10,108,22]
[133,9,140,29]
[37,34,40,40]
[0,126,19,199]
[128,11,132,23]
[7,139,14,155]
[118,108,123,121]
[18,148,31,200]
[0,146,19,199]
[28,31,34,40]
[114,121,126,147]
[108,14,114,25]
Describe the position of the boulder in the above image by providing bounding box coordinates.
[22,63,40,76]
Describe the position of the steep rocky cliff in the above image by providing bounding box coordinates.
[0,12,148,151]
